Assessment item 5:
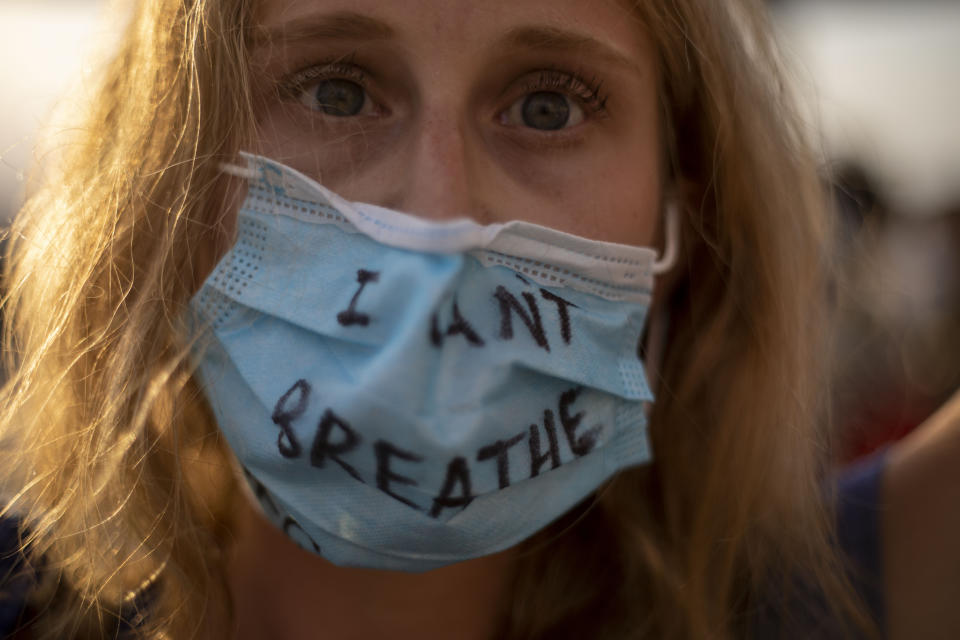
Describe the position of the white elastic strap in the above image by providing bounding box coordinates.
[219,161,259,180]
[652,203,680,275]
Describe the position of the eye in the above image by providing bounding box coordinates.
[298,78,370,116]
[497,70,607,132]
[503,91,583,131]
[279,60,379,118]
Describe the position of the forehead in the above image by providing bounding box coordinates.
[253,0,654,70]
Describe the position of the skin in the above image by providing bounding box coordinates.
[248,0,662,243]
[225,1,663,638]
[885,387,960,639]
[226,496,519,640]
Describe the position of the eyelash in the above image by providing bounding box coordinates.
[278,57,369,101]
[521,68,609,116]
[277,59,610,120]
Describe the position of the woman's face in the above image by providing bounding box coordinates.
[252,0,662,246]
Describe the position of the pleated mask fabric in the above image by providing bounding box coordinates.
[190,152,663,571]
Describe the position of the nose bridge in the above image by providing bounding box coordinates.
[397,99,477,221]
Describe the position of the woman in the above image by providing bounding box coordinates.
[0,0,913,637]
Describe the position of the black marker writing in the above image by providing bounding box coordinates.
[539,289,578,345]
[494,285,550,351]
[529,409,561,477]
[375,440,423,510]
[337,269,380,327]
[272,379,310,458]
[310,409,364,482]
[559,387,602,456]
[268,381,603,517]
[430,456,475,518]
[476,432,526,489]
[282,515,322,554]
[244,465,321,553]
[430,299,485,348]
[242,466,282,517]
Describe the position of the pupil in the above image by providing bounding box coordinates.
[315,79,364,116]
[521,92,570,130]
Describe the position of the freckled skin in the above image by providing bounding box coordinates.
[252,0,662,245]
[227,1,663,638]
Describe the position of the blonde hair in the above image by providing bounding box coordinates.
[1,0,873,638]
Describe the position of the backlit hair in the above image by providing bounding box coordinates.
[1,0,873,637]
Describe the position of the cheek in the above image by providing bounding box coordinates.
[584,147,661,246]
[255,104,406,194]
[489,133,662,246]
[561,105,663,246]
[555,168,659,247]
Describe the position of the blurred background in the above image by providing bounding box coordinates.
[1,0,958,462]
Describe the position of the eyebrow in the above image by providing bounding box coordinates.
[251,13,641,74]
[496,25,641,73]
[251,11,396,48]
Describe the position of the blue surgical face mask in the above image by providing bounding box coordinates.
[189,153,677,572]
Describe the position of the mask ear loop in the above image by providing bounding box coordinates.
[644,202,681,403]
[219,161,259,180]
[652,202,680,275]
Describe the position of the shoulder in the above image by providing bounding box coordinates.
[882,389,960,639]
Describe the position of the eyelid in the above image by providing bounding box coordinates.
[517,68,610,116]
[271,58,611,142]
[277,57,368,100]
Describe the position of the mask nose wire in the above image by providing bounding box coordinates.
[220,159,680,276]
[652,202,680,275]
